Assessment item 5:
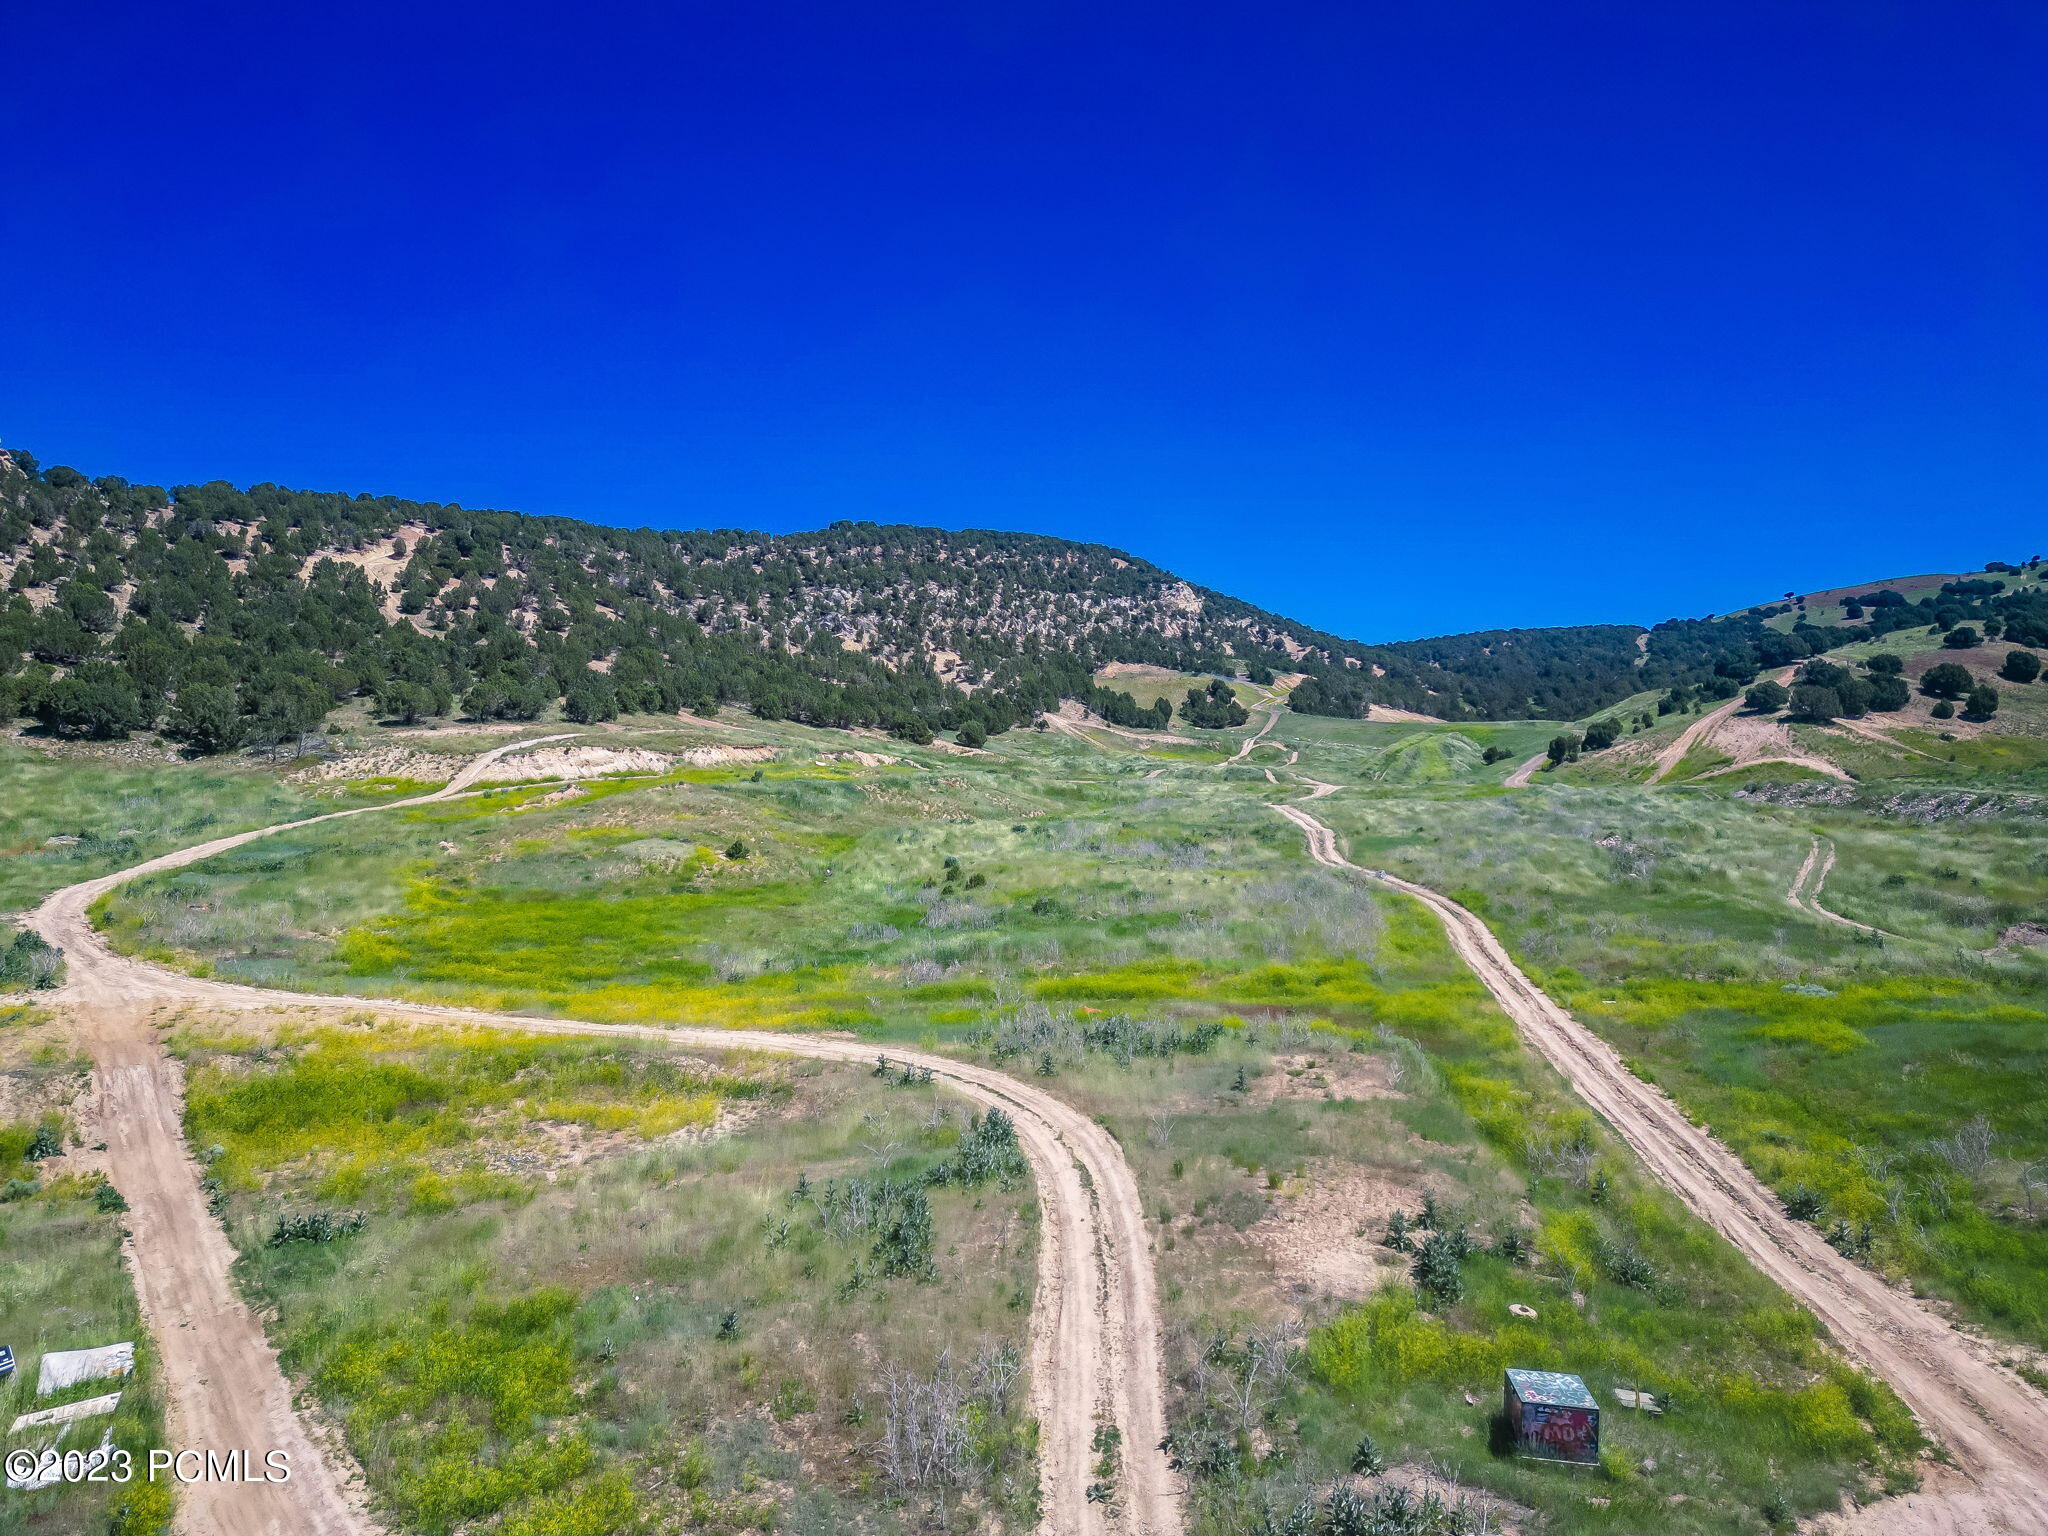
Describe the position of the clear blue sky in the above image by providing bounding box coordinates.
[3,1,2041,642]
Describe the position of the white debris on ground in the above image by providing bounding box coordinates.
[6,1345,135,1490]
[7,1425,117,1491]
[11,1390,124,1434]
[37,1342,134,1394]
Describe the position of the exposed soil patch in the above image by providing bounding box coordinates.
[0,1058,90,1127]
[300,525,427,620]
[1246,1052,1402,1106]
[494,743,776,780]
[1041,702,1197,746]
[473,1096,774,1177]
[1983,922,2048,955]
[308,741,779,786]
[518,783,591,810]
[1097,663,1189,681]
[1248,1158,1418,1301]
[1694,711,1852,781]
[1645,684,1764,785]
[1901,645,2014,681]
[299,746,459,784]
[672,709,738,731]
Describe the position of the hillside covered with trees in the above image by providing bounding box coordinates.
[4,446,2041,746]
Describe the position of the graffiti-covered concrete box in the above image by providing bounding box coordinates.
[1503,1369,1600,1464]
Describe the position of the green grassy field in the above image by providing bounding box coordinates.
[76,724,1965,1532]
[15,650,2048,1533]
[175,1010,1036,1536]
[1309,779,2048,1346]
[990,931,1921,1534]
[0,735,392,923]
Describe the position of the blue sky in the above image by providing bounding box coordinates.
[3,1,2041,642]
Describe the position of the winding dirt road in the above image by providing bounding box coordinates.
[1272,794,2048,1532]
[1219,677,1303,766]
[1502,751,1546,787]
[1222,702,1282,763]
[26,739,1178,1536]
[1788,835,1895,938]
[32,716,2046,1535]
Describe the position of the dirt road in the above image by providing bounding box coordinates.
[26,736,577,1536]
[73,1010,373,1535]
[1040,704,1195,749]
[1220,678,1301,766]
[1644,667,1796,785]
[1787,835,1894,938]
[1693,704,1855,783]
[1503,751,1545,787]
[26,736,1177,1536]
[1223,702,1281,763]
[1272,797,2048,1532]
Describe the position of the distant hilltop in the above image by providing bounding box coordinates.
[3,445,2040,742]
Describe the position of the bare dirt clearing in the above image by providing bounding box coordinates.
[1245,1051,1401,1107]
[1644,667,1797,785]
[1247,1158,1417,1301]
[302,739,778,786]
[1692,710,1853,782]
